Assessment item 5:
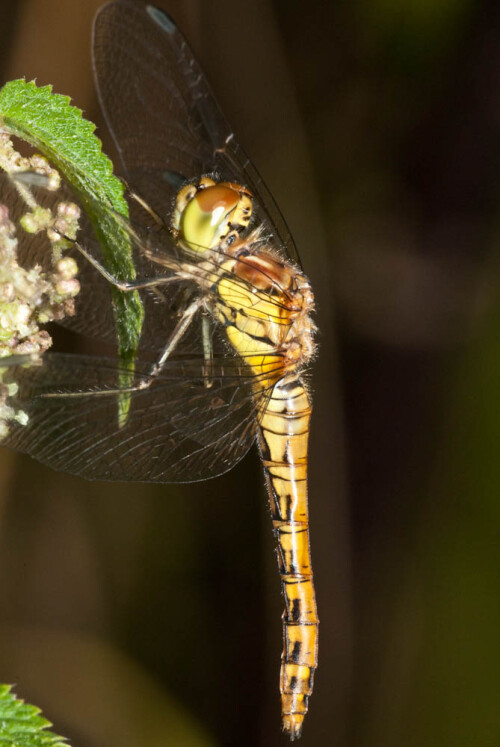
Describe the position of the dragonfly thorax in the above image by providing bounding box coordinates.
[172,177,252,253]
[213,243,316,384]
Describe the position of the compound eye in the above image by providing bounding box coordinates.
[180,185,240,252]
[196,185,239,214]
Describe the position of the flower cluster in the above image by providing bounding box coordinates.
[0,134,81,437]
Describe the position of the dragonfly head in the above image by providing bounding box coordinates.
[173,176,253,253]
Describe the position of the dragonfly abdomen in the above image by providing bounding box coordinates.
[257,376,318,740]
[193,180,317,737]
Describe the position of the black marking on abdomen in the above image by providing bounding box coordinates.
[291,640,302,663]
[259,436,271,461]
[285,494,294,521]
[290,598,301,622]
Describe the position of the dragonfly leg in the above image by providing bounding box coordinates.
[201,313,214,389]
[128,189,165,227]
[39,297,205,401]
[73,241,183,292]
[143,296,205,384]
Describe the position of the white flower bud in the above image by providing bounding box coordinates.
[56,257,78,280]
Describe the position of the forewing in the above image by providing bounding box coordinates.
[1,352,277,482]
[92,0,300,264]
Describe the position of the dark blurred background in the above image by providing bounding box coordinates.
[0,0,499,745]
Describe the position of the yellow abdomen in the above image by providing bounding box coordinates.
[215,263,318,740]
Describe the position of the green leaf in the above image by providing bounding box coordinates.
[0,79,145,422]
[0,685,67,747]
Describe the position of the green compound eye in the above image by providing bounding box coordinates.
[180,184,240,252]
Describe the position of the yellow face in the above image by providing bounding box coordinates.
[173,177,253,253]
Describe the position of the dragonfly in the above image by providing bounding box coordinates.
[0,0,318,739]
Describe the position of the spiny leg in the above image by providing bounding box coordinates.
[73,240,186,292]
[39,296,205,400]
[149,296,205,379]
[201,313,214,388]
[128,188,166,228]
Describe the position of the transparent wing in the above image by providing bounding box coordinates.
[0,172,295,361]
[1,353,278,482]
[0,171,119,348]
[92,0,301,265]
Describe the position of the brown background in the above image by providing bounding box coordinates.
[0,1,499,746]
